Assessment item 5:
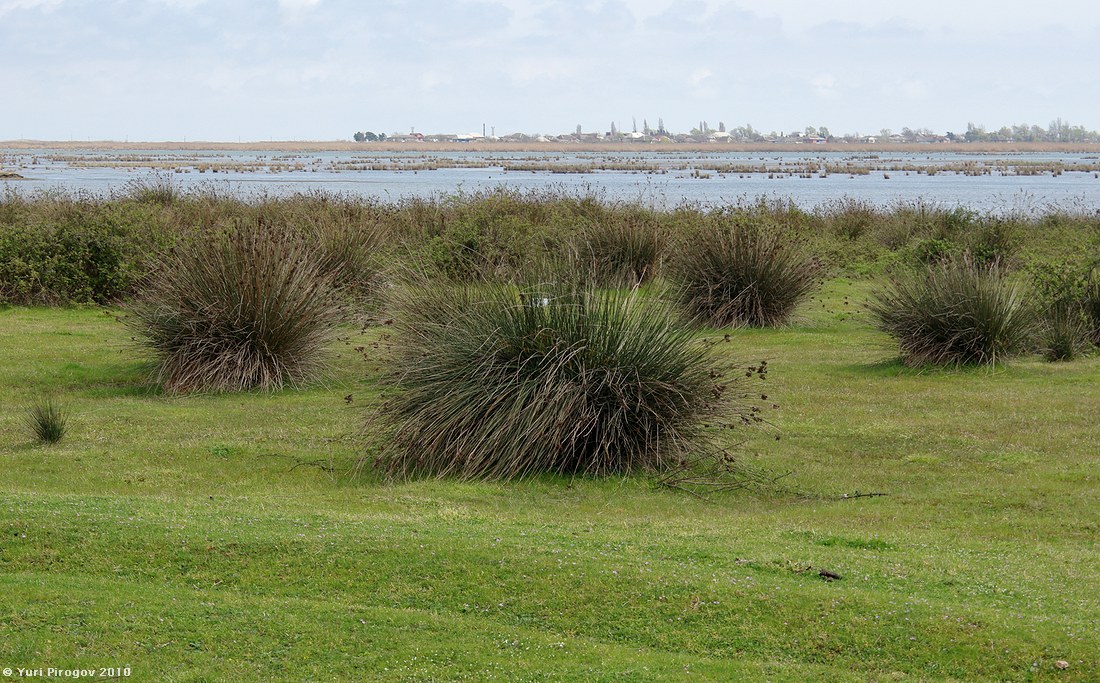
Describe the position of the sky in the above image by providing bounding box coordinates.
[2,0,1099,141]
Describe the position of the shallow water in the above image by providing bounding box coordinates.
[3,147,1100,213]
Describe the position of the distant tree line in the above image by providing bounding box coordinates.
[353,118,1100,144]
[956,119,1100,143]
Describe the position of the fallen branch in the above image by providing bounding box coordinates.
[838,490,889,500]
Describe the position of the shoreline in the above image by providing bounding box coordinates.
[5,140,1100,154]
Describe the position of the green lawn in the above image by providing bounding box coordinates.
[1,282,1097,681]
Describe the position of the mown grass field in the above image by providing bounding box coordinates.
[1,280,1098,681]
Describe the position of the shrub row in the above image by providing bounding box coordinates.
[4,185,1100,305]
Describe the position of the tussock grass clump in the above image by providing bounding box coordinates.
[311,217,391,301]
[373,280,760,480]
[573,211,666,287]
[24,395,68,444]
[817,197,879,241]
[670,217,820,327]
[122,174,180,206]
[1039,302,1091,362]
[127,223,342,393]
[869,257,1036,366]
[1027,260,1098,358]
[1086,268,1100,345]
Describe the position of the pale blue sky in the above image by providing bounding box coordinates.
[2,0,1098,141]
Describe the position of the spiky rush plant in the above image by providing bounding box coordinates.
[869,257,1036,366]
[24,395,68,444]
[670,217,820,328]
[371,279,766,481]
[1039,301,1091,362]
[127,223,343,393]
[573,213,666,287]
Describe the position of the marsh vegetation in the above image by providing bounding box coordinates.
[2,184,1099,679]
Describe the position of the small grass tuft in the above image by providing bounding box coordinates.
[24,395,68,444]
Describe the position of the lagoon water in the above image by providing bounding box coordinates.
[4,148,1100,213]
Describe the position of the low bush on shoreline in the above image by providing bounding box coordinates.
[1082,267,1100,345]
[0,192,169,305]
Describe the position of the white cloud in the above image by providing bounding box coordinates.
[689,68,712,87]
[739,0,1100,36]
[278,0,321,21]
[898,80,929,101]
[148,0,208,9]
[812,74,839,99]
[507,57,583,83]
[419,71,447,92]
[0,0,62,16]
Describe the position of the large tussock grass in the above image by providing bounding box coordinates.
[372,279,763,480]
[869,257,1036,366]
[670,215,821,328]
[127,223,343,393]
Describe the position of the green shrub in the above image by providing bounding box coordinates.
[372,279,761,480]
[907,237,958,265]
[1027,261,1096,358]
[670,216,820,327]
[424,215,526,280]
[0,200,161,305]
[869,257,1036,366]
[1027,261,1086,305]
[127,223,342,393]
[24,395,68,444]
